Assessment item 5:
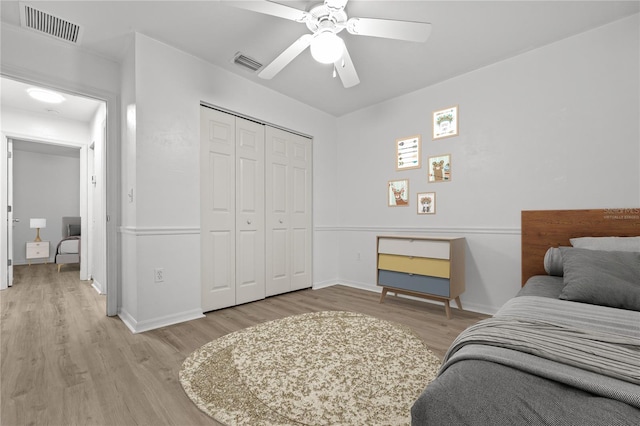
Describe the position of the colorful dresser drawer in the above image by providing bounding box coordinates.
[376,235,466,319]
[377,254,450,278]
[378,270,450,298]
[378,237,450,259]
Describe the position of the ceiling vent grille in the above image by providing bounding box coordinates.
[233,52,263,72]
[20,3,83,44]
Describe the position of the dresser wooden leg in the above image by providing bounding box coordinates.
[455,296,463,311]
[379,288,388,303]
[444,300,452,319]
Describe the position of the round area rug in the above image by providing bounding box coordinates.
[179,311,441,425]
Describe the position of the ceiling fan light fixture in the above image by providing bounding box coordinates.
[310,32,344,64]
[27,88,66,104]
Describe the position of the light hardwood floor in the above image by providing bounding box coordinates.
[1,264,488,426]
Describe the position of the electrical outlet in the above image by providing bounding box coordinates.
[154,268,164,283]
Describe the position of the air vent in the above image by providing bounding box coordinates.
[19,3,83,44]
[233,52,263,72]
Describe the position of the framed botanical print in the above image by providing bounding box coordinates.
[433,106,459,140]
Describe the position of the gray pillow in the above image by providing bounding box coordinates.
[543,247,565,276]
[559,247,640,311]
[68,224,81,236]
[570,236,640,252]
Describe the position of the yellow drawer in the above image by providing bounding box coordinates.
[378,254,450,278]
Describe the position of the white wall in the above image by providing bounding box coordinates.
[335,15,640,313]
[118,33,340,332]
[1,108,91,145]
[12,149,80,265]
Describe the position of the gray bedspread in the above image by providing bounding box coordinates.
[444,296,640,389]
[411,280,640,425]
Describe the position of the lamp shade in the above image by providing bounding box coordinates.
[30,218,46,229]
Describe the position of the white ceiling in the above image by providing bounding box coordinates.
[1,1,638,117]
[1,77,103,123]
[1,76,103,156]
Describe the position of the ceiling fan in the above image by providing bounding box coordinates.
[228,0,432,88]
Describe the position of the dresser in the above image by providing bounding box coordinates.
[376,235,465,319]
[26,241,50,265]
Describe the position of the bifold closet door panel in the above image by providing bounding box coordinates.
[265,127,290,297]
[200,107,236,312]
[289,134,312,292]
[265,126,312,296]
[235,118,266,305]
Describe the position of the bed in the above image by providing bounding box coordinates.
[411,208,640,425]
[55,217,81,272]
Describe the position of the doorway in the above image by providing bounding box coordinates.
[1,75,113,315]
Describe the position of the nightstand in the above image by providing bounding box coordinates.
[26,241,50,265]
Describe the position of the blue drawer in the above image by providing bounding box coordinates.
[378,269,450,297]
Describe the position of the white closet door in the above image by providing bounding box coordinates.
[200,107,236,312]
[265,127,312,296]
[235,118,265,305]
[289,134,312,291]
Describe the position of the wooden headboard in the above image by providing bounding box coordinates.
[521,208,640,285]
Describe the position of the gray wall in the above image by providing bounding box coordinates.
[12,148,80,265]
[334,15,640,313]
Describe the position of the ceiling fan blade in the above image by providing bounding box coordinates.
[226,0,308,22]
[346,17,432,42]
[258,34,313,80]
[334,45,360,88]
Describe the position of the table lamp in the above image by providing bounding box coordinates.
[30,218,46,242]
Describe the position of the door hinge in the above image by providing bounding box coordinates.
[8,151,12,159]
[7,205,11,213]
[8,259,12,267]
[106,215,110,222]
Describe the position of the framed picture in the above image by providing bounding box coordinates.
[388,179,409,207]
[428,154,451,182]
[417,192,436,215]
[433,105,458,140]
[396,135,421,170]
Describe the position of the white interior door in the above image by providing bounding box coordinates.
[79,145,89,280]
[265,127,312,296]
[265,127,291,296]
[289,133,312,291]
[200,107,236,312]
[7,140,14,287]
[235,118,265,305]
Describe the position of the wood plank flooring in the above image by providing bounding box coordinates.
[1,264,487,426]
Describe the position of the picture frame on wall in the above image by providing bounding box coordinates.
[396,135,421,170]
[388,179,409,207]
[433,105,459,140]
[428,154,451,182]
[417,192,436,215]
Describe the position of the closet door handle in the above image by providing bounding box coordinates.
[279,219,283,224]
[247,220,252,225]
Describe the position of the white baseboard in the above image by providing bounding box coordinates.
[118,308,205,334]
[91,279,104,294]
